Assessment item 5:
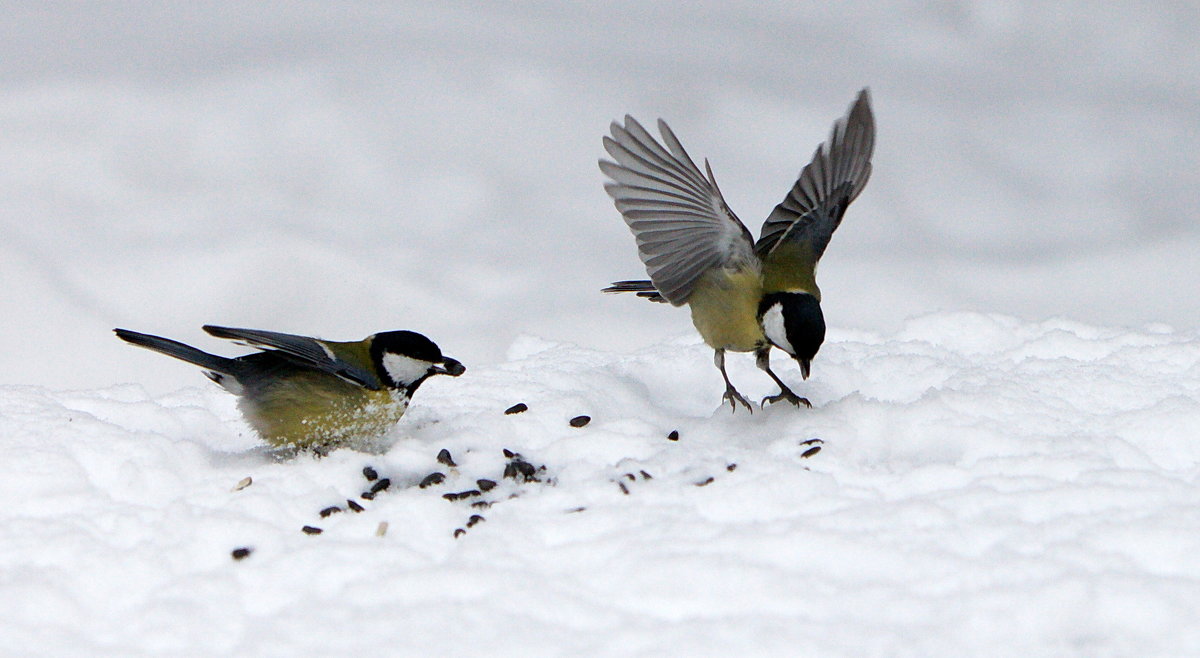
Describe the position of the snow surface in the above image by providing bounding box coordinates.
[4,314,1200,655]
[2,2,1198,655]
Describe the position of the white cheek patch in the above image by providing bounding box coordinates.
[761,303,795,355]
[381,353,430,386]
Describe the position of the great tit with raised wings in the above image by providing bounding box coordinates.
[600,89,875,412]
[114,325,464,449]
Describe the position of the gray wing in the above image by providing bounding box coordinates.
[202,325,383,390]
[755,88,875,260]
[600,115,756,306]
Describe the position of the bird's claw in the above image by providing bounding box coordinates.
[722,387,754,413]
[761,390,812,409]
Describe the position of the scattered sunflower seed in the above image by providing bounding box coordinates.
[667,430,679,441]
[466,514,485,528]
[504,403,528,415]
[231,547,252,560]
[623,473,636,482]
[370,478,391,494]
[361,491,376,501]
[471,501,492,509]
[726,463,737,472]
[347,499,365,513]
[695,477,715,487]
[639,470,653,480]
[302,525,323,535]
[362,466,378,481]
[231,476,252,492]
[376,521,389,537]
[505,459,538,481]
[419,472,446,488]
[443,490,482,501]
[569,415,591,427]
[618,481,630,495]
[453,528,466,539]
[801,446,822,459]
[476,478,497,492]
[319,506,342,518]
[566,507,587,513]
[437,449,457,467]
[503,448,516,458]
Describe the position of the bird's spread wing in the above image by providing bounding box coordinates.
[600,115,756,306]
[202,325,383,390]
[755,89,875,271]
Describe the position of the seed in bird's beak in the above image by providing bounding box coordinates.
[435,358,466,376]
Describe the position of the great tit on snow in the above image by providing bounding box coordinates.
[600,89,875,412]
[114,325,465,449]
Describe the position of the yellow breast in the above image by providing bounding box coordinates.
[686,266,766,353]
[241,376,410,449]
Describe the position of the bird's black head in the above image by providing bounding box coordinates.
[369,330,465,392]
[758,292,825,379]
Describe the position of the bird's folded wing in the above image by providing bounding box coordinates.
[756,88,875,267]
[600,115,756,306]
[202,325,383,390]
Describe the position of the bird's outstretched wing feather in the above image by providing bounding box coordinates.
[756,89,875,266]
[202,325,383,390]
[600,116,756,306]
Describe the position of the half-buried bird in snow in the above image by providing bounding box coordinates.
[114,325,464,450]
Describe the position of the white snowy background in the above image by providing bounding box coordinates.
[1,2,1197,655]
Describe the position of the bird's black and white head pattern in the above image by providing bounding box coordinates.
[759,292,826,378]
[369,331,464,391]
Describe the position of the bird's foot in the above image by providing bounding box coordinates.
[722,386,754,413]
[761,389,812,409]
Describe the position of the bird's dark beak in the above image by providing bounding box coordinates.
[433,357,466,377]
[799,359,811,380]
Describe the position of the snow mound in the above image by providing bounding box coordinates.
[2,312,1198,655]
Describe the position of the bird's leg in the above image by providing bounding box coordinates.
[714,349,753,413]
[756,348,812,408]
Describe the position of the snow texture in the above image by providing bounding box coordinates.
[4,316,1200,655]
[1,2,1197,655]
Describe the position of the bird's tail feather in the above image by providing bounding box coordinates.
[602,280,669,303]
[114,329,238,375]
